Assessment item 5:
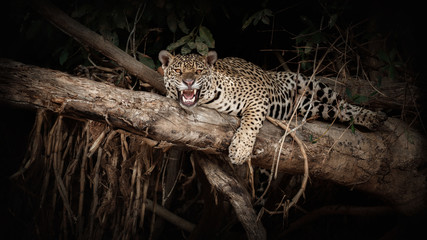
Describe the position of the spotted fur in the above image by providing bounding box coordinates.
[159,50,387,164]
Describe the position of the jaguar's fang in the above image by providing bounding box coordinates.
[179,89,199,107]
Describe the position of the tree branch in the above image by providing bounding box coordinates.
[32,0,166,94]
[196,154,266,240]
[0,59,426,215]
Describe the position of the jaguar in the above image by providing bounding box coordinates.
[158,50,387,165]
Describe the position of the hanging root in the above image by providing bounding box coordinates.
[10,111,195,239]
[266,116,310,217]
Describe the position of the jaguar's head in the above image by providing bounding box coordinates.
[159,50,217,108]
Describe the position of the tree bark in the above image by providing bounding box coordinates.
[196,154,267,240]
[0,59,426,215]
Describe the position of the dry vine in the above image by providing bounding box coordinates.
[266,116,309,217]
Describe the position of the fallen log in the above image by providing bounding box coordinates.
[0,58,425,215]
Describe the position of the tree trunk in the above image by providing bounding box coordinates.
[0,58,425,215]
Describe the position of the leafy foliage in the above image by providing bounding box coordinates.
[166,25,215,55]
[6,0,415,96]
[242,9,273,30]
[377,48,403,80]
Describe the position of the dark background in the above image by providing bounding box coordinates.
[1,0,424,73]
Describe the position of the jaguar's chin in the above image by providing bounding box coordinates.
[178,89,200,107]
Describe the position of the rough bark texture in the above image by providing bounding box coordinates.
[0,59,426,215]
[196,154,267,240]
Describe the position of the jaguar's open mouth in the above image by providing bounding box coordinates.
[178,89,200,107]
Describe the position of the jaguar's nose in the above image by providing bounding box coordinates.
[183,78,194,86]
[182,72,195,87]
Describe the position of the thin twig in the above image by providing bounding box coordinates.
[145,199,195,232]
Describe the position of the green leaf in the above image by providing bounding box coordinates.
[187,41,196,49]
[178,20,190,34]
[100,29,119,46]
[377,50,388,62]
[301,61,312,70]
[59,49,69,66]
[345,87,352,99]
[198,26,215,48]
[196,41,208,55]
[253,13,261,25]
[304,43,313,54]
[166,35,192,51]
[309,135,317,144]
[264,9,273,16]
[137,53,156,69]
[353,95,369,104]
[242,17,254,30]
[181,44,192,55]
[369,91,378,97]
[261,16,270,25]
[242,9,273,30]
[328,14,338,28]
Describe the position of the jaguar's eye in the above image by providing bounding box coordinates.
[195,69,202,75]
[174,69,182,74]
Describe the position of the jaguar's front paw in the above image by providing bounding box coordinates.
[228,137,252,165]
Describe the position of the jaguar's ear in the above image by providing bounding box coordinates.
[159,50,173,67]
[206,51,217,66]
